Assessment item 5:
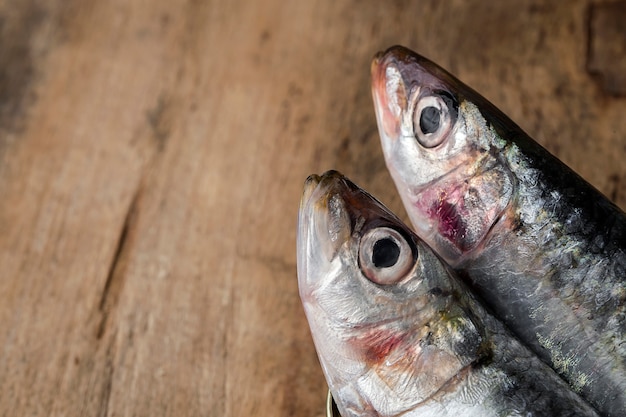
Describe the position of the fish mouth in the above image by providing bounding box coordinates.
[371,50,405,143]
[303,171,353,253]
[299,171,353,245]
[297,171,354,298]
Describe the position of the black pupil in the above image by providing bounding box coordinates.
[419,106,440,134]
[372,238,400,268]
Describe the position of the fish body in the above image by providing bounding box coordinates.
[371,45,626,416]
[297,170,599,417]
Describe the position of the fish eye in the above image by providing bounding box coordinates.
[413,92,457,148]
[359,227,416,285]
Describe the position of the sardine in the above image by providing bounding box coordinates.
[297,170,599,417]
[371,45,626,416]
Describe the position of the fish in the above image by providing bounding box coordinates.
[371,45,626,416]
[297,170,600,417]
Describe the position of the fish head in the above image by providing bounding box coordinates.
[371,46,516,264]
[297,171,487,415]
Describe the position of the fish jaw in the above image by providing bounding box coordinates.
[297,171,429,416]
[297,171,380,398]
[297,172,351,301]
[371,46,466,251]
[371,52,435,240]
[371,52,405,147]
[371,47,514,264]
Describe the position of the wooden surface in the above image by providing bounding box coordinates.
[0,1,624,416]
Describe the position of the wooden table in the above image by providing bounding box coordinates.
[0,1,624,415]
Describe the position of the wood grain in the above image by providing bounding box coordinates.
[0,0,623,416]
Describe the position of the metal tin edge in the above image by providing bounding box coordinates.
[326,389,341,417]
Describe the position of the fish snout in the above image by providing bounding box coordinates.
[299,172,353,278]
[301,173,322,207]
[371,51,406,142]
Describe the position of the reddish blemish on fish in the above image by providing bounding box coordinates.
[429,200,466,246]
[357,328,406,364]
[416,188,469,252]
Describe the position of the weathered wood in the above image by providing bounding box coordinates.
[0,1,623,416]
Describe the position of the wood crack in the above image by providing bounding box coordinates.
[96,187,141,339]
[97,336,116,417]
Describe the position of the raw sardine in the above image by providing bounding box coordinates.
[371,45,626,416]
[297,170,599,417]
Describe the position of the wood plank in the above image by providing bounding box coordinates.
[0,0,623,416]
